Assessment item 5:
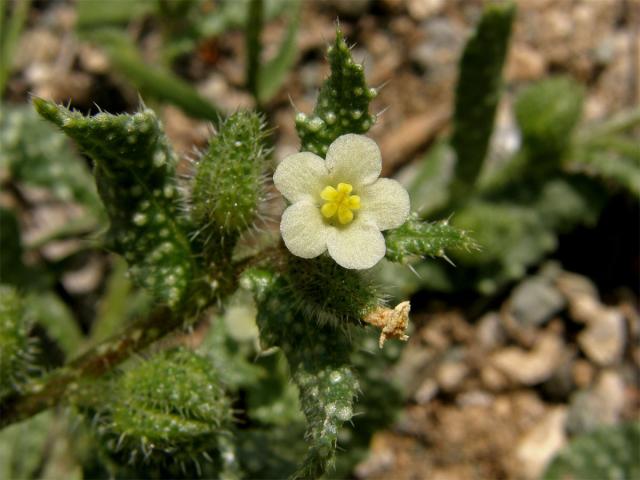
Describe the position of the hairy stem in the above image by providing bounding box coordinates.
[0,246,282,429]
[0,306,177,428]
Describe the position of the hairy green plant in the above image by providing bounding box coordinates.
[1,24,471,480]
[87,348,234,478]
[245,268,360,479]
[403,1,640,295]
[450,1,515,197]
[543,422,640,480]
[296,29,378,155]
[191,111,269,256]
[34,98,196,309]
[385,213,478,264]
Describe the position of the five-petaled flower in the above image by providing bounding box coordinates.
[274,134,410,269]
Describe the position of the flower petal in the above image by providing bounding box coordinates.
[360,178,410,230]
[281,201,329,258]
[273,152,328,203]
[325,134,382,187]
[327,218,386,269]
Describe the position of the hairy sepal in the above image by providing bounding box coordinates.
[296,28,377,155]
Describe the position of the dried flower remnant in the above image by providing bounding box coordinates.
[363,301,411,348]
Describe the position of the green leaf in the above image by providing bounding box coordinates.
[34,98,196,309]
[92,348,233,478]
[198,0,292,38]
[190,111,269,300]
[333,328,405,478]
[450,1,515,191]
[27,292,83,358]
[246,0,264,100]
[0,104,103,215]
[199,311,264,390]
[384,213,478,264]
[245,268,359,479]
[296,28,378,155]
[91,257,152,343]
[408,141,455,216]
[83,29,220,123]
[0,0,31,93]
[245,351,304,426]
[534,177,606,232]
[451,201,556,292]
[0,285,34,396]
[258,0,301,102]
[236,427,305,479]
[515,76,584,160]
[0,208,32,288]
[543,422,640,480]
[0,411,52,479]
[191,111,269,246]
[569,136,640,197]
[75,0,152,30]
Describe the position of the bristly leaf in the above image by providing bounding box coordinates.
[384,213,478,264]
[191,111,269,244]
[296,28,377,155]
[89,348,233,478]
[190,111,269,299]
[245,269,359,480]
[450,2,515,191]
[34,98,195,309]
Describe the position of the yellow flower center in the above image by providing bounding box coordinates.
[320,182,361,225]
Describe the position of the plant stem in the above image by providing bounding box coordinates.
[0,245,285,429]
[0,306,176,428]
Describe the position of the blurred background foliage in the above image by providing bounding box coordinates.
[0,0,638,479]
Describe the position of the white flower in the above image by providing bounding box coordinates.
[273,134,410,269]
